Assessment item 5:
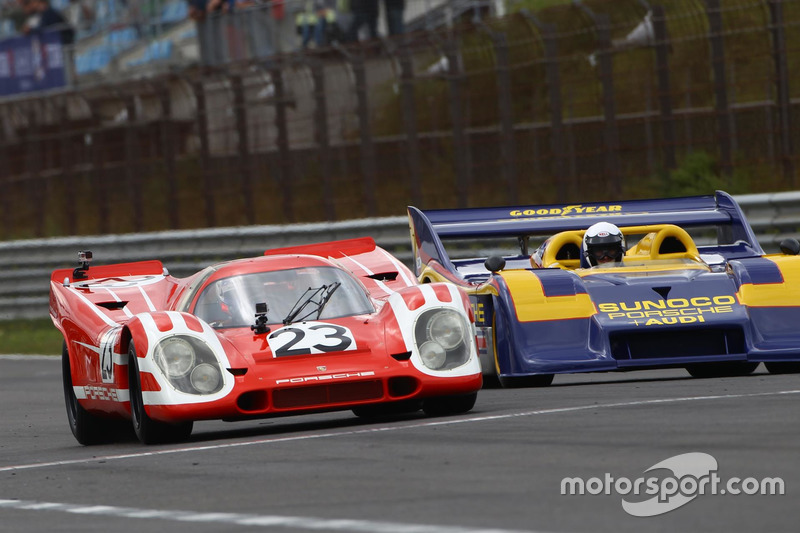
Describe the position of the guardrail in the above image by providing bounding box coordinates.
[2,192,799,320]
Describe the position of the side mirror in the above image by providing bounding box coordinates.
[484,256,506,272]
[779,238,800,256]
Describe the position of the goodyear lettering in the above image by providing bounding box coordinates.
[509,205,622,217]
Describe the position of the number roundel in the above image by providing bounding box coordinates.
[267,322,356,357]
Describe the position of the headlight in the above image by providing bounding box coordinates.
[191,363,222,393]
[153,335,223,395]
[414,309,471,371]
[155,337,195,377]
[427,312,466,349]
[419,341,447,370]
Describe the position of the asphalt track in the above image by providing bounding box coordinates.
[1,355,798,533]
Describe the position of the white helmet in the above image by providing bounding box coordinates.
[582,222,626,267]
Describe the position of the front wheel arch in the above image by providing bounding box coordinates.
[128,340,193,445]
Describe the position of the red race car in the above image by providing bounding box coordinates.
[50,238,482,445]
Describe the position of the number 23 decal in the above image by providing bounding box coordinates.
[267,322,356,357]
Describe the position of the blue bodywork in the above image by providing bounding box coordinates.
[408,192,800,383]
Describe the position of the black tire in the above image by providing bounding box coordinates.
[422,392,478,416]
[498,373,555,388]
[765,361,800,374]
[128,341,193,445]
[62,341,108,445]
[686,362,759,378]
[352,400,422,419]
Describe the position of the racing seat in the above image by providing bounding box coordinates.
[537,231,584,269]
[626,224,701,262]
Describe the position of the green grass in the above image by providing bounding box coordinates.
[0,319,63,355]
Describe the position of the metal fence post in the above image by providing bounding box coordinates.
[767,0,794,186]
[578,3,621,197]
[192,80,216,227]
[483,26,517,204]
[159,82,179,229]
[125,95,143,232]
[59,97,77,236]
[26,102,45,237]
[0,107,9,239]
[91,126,109,235]
[705,0,733,175]
[398,42,423,206]
[523,12,567,202]
[310,58,336,221]
[351,53,377,216]
[652,4,676,171]
[231,75,255,225]
[269,61,294,222]
[445,37,471,208]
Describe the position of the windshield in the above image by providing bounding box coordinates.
[193,266,374,328]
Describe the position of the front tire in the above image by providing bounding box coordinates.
[422,392,478,416]
[686,362,759,378]
[62,341,108,445]
[128,341,193,444]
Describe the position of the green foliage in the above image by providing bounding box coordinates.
[0,319,62,355]
[662,151,750,197]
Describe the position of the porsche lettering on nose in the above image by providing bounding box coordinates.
[275,371,376,385]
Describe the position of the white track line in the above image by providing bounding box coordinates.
[0,499,539,533]
[1,389,798,474]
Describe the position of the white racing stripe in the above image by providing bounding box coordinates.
[1,389,798,474]
[0,499,536,532]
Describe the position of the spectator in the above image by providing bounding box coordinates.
[346,0,376,42]
[67,0,95,35]
[383,0,403,36]
[3,0,31,32]
[188,0,231,65]
[296,0,336,49]
[23,0,74,45]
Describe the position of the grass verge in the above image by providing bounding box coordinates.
[0,319,62,356]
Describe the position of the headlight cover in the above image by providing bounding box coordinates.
[153,335,223,395]
[414,309,471,370]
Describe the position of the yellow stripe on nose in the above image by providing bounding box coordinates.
[500,270,595,322]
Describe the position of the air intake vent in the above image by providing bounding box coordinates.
[610,327,745,360]
[652,286,671,299]
[273,380,384,409]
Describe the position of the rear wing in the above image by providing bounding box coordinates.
[264,237,376,258]
[51,260,165,285]
[407,191,762,276]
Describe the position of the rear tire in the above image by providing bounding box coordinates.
[62,341,108,445]
[765,362,800,374]
[686,362,759,378]
[422,392,478,416]
[499,374,555,388]
[128,341,193,444]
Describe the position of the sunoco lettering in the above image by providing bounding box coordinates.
[276,371,376,385]
[509,205,622,217]
[598,296,735,313]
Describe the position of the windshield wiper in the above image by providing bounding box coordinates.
[282,282,341,325]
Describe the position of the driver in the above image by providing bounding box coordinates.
[582,222,626,267]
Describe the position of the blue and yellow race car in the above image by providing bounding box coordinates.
[408,191,800,387]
